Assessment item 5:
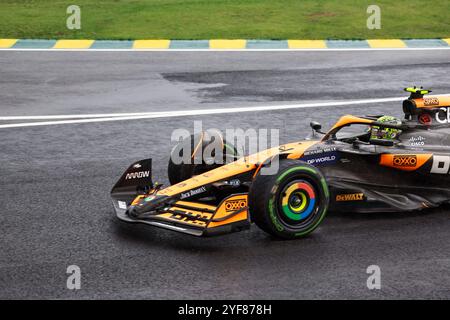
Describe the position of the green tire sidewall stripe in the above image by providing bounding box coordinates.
[276,166,317,183]
[321,177,329,198]
[268,198,284,232]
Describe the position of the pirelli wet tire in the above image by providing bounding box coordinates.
[249,159,329,239]
[168,132,238,185]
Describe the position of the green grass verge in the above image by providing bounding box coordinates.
[1,0,449,40]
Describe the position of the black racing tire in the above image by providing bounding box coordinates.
[168,132,238,185]
[248,159,329,239]
[168,133,195,185]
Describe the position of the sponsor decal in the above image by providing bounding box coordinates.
[336,193,364,202]
[224,198,247,212]
[303,147,337,157]
[118,201,127,209]
[303,149,339,166]
[180,186,207,199]
[125,171,150,180]
[431,155,450,174]
[132,163,142,169]
[144,195,155,202]
[435,107,450,124]
[408,136,425,147]
[168,211,209,227]
[380,154,432,171]
[228,179,241,186]
[307,155,336,165]
[424,97,439,106]
[419,113,432,125]
[393,155,417,167]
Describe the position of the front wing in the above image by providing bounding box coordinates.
[113,194,251,237]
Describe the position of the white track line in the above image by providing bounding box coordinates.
[0,112,161,120]
[3,94,450,123]
[0,95,425,129]
[1,48,450,52]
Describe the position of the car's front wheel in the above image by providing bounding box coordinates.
[249,159,329,239]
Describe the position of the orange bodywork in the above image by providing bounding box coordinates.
[331,115,374,130]
[329,115,374,131]
[131,195,146,205]
[208,194,249,228]
[147,195,249,229]
[412,96,450,109]
[175,200,216,211]
[321,115,374,141]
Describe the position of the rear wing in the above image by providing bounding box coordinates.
[402,87,450,119]
[408,96,450,109]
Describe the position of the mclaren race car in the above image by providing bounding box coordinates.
[111,87,450,239]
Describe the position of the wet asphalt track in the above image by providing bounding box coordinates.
[1,50,450,299]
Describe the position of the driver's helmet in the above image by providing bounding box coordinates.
[370,115,402,140]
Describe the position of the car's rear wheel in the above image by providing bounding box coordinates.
[168,132,238,185]
[249,159,329,239]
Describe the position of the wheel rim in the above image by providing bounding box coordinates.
[280,180,316,222]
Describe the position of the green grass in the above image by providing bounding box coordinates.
[0,0,449,40]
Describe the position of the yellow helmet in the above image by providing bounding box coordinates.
[370,116,402,140]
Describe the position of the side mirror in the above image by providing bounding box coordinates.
[310,121,322,132]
